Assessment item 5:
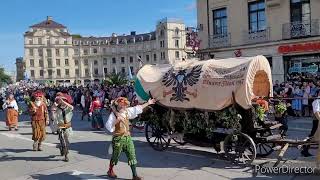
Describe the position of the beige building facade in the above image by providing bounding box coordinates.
[197,0,320,82]
[24,17,189,85]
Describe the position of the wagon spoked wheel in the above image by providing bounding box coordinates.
[145,121,170,151]
[172,134,187,145]
[224,132,256,165]
[256,142,275,157]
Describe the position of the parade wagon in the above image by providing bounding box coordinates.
[134,55,318,165]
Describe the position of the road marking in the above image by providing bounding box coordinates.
[0,132,56,147]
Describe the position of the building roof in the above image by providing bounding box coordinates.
[30,17,66,29]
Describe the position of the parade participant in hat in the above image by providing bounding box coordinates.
[29,91,49,151]
[106,97,156,180]
[2,94,19,131]
[51,92,74,162]
[89,92,104,130]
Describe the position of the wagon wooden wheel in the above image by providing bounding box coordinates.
[171,133,187,145]
[145,121,170,151]
[256,141,275,157]
[224,132,257,165]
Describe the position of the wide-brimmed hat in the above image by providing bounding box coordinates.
[114,97,130,106]
[55,92,73,104]
[33,91,44,98]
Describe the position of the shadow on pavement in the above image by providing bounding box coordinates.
[68,139,249,171]
[0,148,31,154]
[30,172,130,180]
[0,155,60,162]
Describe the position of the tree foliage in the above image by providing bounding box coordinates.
[0,67,11,86]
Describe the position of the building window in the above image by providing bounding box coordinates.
[94,60,98,65]
[38,49,43,57]
[112,68,116,74]
[104,68,108,75]
[75,59,79,66]
[47,39,50,45]
[65,69,70,76]
[175,40,179,48]
[65,59,69,66]
[39,59,44,67]
[154,54,157,61]
[29,39,33,45]
[30,70,35,77]
[56,48,60,56]
[30,59,34,67]
[160,29,165,37]
[75,69,79,76]
[40,70,44,77]
[48,69,53,77]
[55,40,59,44]
[248,0,266,32]
[84,49,88,55]
[130,66,134,75]
[93,48,98,54]
[38,38,42,45]
[85,69,89,76]
[84,59,89,66]
[213,8,228,35]
[291,0,310,23]
[94,68,99,75]
[57,69,61,77]
[47,49,52,57]
[103,48,106,53]
[29,48,34,56]
[103,58,108,65]
[175,51,180,59]
[175,28,179,35]
[48,58,52,68]
[121,57,125,64]
[121,67,126,74]
[74,49,79,55]
[112,57,116,64]
[146,55,150,62]
[56,59,60,66]
[130,56,133,63]
[64,40,67,45]
[161,52,166,60]
[64,48,68,56]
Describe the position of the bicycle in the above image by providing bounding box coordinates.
[57,126,69,162]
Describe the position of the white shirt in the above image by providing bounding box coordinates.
[312,99,320,113]
[106,105,143,133]
[2,100,18,111]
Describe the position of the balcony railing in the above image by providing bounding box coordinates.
[282,19,319,39]
[209,33,231,49]
[243,28,270,44]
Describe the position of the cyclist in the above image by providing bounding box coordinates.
[51,92,74,162]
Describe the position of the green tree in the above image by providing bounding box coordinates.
[104,73,128,86]
[0,67,11,87]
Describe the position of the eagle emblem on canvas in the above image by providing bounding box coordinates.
[162,65,202,102]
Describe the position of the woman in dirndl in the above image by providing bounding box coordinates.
[2,94,19,131]
[89,94,104,130]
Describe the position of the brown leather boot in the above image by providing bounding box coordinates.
[107,169,117,178]
[132,176,142,180]
[38,142,43,151]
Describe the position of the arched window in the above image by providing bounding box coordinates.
[175,28,179,35]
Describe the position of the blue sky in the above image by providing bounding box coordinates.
[0,0,196,73]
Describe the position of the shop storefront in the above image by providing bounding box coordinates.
[278,41,320,81]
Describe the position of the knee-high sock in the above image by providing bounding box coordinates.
[130,165,137,177]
